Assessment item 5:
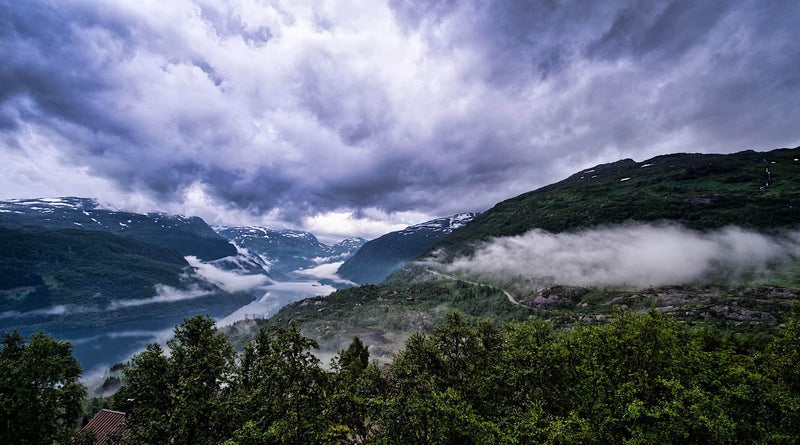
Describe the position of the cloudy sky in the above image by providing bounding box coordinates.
[1,0,798,241]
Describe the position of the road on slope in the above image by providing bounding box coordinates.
[426,269,521,306]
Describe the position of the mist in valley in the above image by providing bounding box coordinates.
[441,224,800,295]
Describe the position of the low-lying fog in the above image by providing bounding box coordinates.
[441,224,800,293]
[70,254,341,388]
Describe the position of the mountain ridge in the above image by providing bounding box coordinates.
[336,212,479,284]
[0,197,236,260]
[215,226,366,277]
[425,147,800,260]
[243,146,800,363]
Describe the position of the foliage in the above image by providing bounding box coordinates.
[112,308,800,444]
[114,315,235,445]
[0,330,86,444]
[223,324,329,444]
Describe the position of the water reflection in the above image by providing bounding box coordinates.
[217,280,336,326]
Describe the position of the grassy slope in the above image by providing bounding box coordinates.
[227,267,526,361]
[429,147,800,259]
[228,147,800,358]
[229,266,800,361]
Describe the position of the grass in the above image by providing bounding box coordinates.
[429,147,800,260]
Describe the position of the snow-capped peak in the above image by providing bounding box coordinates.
[402,212,479,235]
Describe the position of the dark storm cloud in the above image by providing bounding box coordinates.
[0,0,799,232]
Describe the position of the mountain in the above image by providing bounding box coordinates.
[428,147,800,259]
[0,197,236,260]
[336,213,479,284]
[0,199,263,371]
[0,226,255,332]
[215,226,366,276]
[235,146,800,362]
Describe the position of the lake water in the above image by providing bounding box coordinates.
[68,278,337,383]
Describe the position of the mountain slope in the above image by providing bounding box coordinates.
[0,227,255,331]
[215,226,365,276]
[0,197,236,260]
[428,147,800,259]
[336,213,478,284]
[239,147,800,362]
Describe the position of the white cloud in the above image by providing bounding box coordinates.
[296,261,355,285]
[107,284,211,309]
[302,209,424,242]
[185,255,271,292]
[0,304,70,319]
[444,224,800,292]
[1,0,798,237]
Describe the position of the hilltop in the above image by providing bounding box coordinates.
[429,148,800,259]
[231,147,800,360]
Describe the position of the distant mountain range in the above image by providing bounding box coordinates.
[7,146,800,370]
[336,213,479,284]
[0,197,235,260]
[215,226,366,277]
[0,198,260,334]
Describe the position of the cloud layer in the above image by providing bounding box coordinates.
[1,1,799,237]
[445,224,800,292]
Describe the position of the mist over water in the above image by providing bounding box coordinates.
[186,256,272,292]
[216,281,337,326]
[443,224,800,292]
[45,254,337,382]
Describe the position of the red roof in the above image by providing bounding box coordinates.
[82,409,125,445]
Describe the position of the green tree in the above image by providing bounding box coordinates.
[339,336,370,379]
[168,315,235,445]
[226,324,329,444]
[113,343,172,444]
[326,337,384,444]
[0,330,86,444]
[114,315,234,445]
[380,313,501,444]
[764,303,800,441]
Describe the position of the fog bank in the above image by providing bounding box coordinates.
[186,255,271,293]
[444,224,800,292]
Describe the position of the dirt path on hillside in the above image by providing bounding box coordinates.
[426,269,521,306]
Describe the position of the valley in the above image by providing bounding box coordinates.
[0,148,797,414]
[0,199,363,377]
[5,2,800,440]
[228,147,800,362]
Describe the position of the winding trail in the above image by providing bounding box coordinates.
[426,269,522,306]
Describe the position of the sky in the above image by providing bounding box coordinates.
[1,0,799,241]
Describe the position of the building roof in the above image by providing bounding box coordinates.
[82,409,126,445]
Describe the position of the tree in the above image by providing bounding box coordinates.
[113,343,172,444]
[379,313,502,444]
[114,315,234,445]
[0,330,86,444]
[226,324,329,444]
[168,315,235,445]
[338,336,370,379]
[327,337,384,444]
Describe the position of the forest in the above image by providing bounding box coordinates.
[3,305,800,444]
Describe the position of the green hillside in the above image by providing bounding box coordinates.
[0,227,251,332]
[0,227,187,308]
[429,147,800,259]
[233,147,800,361]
